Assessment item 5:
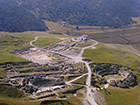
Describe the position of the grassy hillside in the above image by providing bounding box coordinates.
[15,0,140,28]
[0,85,23,98]
[102,84,140,105]
[0,85,40,105]
[0,0,47,32]
[0,33,68,52]
[0,51,27,63]
[83,43,140,70]
[83,43,140,105]
[33,37,61,48]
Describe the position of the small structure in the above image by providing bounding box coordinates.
[76,35,88,41]
[61,21,66,27]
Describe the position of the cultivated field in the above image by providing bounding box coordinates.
[45,18,140,51]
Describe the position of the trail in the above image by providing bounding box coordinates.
[29,36,61,47]
[85,62,97,105]
[64,40,98,105]
[30,36,49,47]
[65,73,88,85]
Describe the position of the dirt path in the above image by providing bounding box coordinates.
[65,73,88,85]
[30,36,49,47]
[63,40,98,105]
[85,62,97,105]
[29,35,63,48]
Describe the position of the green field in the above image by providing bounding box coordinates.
[33,37,61,48]
[83,43,140,70]
[0,85,40,105]
[0,51,27,63]
[72,75,87,85]
[102,85,140,105]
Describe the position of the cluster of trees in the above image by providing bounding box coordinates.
[0,0,139,32]
[0,0,47,32]
[18,0,140,28]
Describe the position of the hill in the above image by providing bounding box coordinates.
[0,0,47,32]
[0,0,139,32]
[18,0,139,28]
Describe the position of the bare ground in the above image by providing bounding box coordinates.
[94,91,107,105]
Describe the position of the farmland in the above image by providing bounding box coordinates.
[46,18,140,51]
[76,26,140,51]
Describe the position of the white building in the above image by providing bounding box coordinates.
[77,35,88,41]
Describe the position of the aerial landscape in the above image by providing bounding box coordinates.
[0,0,140,105]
